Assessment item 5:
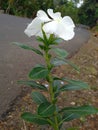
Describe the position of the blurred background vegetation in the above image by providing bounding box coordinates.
[0,0,98,28]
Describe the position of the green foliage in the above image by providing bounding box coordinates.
[51,58,67,66]
[18,80,47,91]
[66,59,80,71]
[78,0,98,27]
[63,78,90,89]
[0,0,8,11]
[53,48,69,59]
[21,112,49,125]
[38,102,56,117]
[1,0,54,18]
[12,42,43,56]
[31,91,48,105]
[67,127,79,130]
[55,1,79,23]
[60,80,90,91]
[1,0,79,24]
[29,65,49,79]
[60,105,98,117]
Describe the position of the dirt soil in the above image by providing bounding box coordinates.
[0,34,98,130]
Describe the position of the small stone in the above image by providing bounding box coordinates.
[44,84,49,88]
[70,101,76,105]
[61,81,64,85]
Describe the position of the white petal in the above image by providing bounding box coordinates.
[24,17,42,37]
[47,9,62,20]
[54,23,75,40]
[59,28,75,40]
[53,16,75,40]
[37,10,51,22]
[36,31,43,37]
[62,16,75,28]
[43,21,58,34]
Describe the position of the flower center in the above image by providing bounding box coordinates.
[56,18,61,23]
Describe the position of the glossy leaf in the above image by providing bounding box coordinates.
[60,83,89,91]
[31,91,48,105]
[12,42,43,56]
[51,58,67,66]
[21,112,49,125]
[38,102,56,117]
[53,48,68,59]
[62,113,80,122]
[63,78,90,89]
[18,80,47,91]
[60,105,98,116]
[53,80,62,98]
[29,65,48,79]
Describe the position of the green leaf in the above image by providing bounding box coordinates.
[21,112,49,125]
[62,113,80,122]
[48,34,61,45]
[29,65,49,79]
[60,83,89,91]
[48,34,55,44]
[53,48,68,59]
[42,29,48,44]
[31,91,48,105]
[53,80,62,89]
[39,44,46,50]
[52,80,62,98]
[67,127,79,130]
[64,59,80,72]
[18,80,47,91]
[36,36,45,43]
[12,42,43,56]
[63,78,90,89]
[38,102,56,117]
[60,105,98,116]
[54,38,63,44]
[51,58,67,66]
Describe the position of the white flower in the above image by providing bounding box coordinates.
[43,9,75,40]
[24,10,51,37]
[24,9,75,41]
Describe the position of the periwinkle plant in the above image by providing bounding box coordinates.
[14,9,98,130]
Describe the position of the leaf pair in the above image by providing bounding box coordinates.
[22,92,56,125]
[31,91,56,117]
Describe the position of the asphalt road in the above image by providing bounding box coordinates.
[0,14,90,119]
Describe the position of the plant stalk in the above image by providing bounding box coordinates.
[44,49,59,130]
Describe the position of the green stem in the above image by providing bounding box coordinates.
[54,112,59,130]
[44,50,54,103]
[44,49,59,130]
